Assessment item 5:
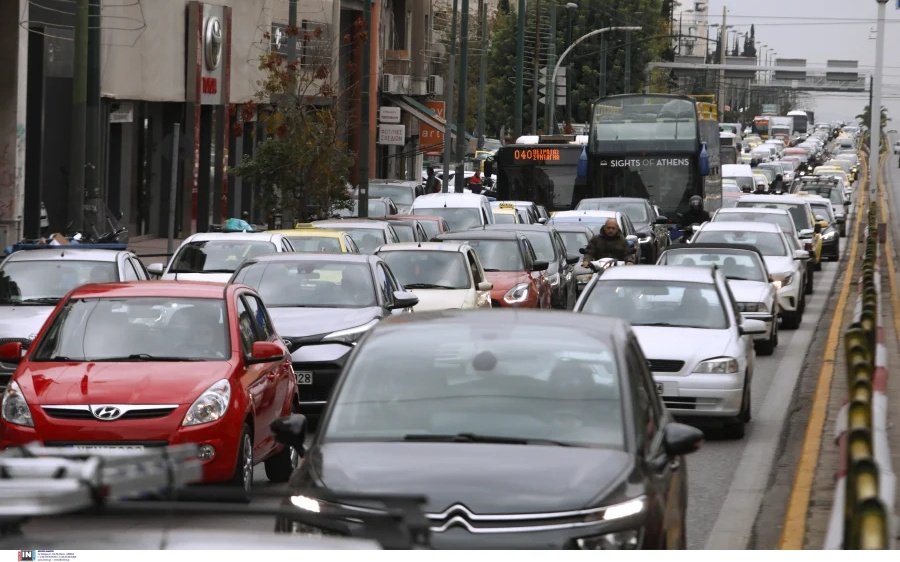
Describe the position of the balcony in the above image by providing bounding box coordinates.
[384,50,411,75]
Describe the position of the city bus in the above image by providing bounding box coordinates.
[586,93,722,219]
[494,135,588,211]
[788,109,811,135]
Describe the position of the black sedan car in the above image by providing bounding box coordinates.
[552,223,597,294]
[575,197,670,263]
[482,224,580,310]
[228,254,418,426]
[273,310,703,549]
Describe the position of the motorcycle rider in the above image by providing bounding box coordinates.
[678,195,711,228]
[583,218,635,266]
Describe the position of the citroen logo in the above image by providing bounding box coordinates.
[92,406,124,421]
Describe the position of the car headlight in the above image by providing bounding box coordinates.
[822,229,837,240]
[504,283,530,304]
[322,319,379,344]
[575,529,642,550]
[693,357,739,374]
[182,379,231,427]
[546,272,561,288]
[1,381,34,427]
[771,273,793,290]
[736,302,764,313]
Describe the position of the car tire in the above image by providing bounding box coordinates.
[756,323,777,356]
[229,424,254,503]
[723,418,746,439]
[782,309,802,330]
[264,443,296,483]
[805,270,814,295]
[814,257,822,271]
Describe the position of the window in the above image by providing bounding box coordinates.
[236,298,255,355]
[130,259,149,280]
[468,251,483,284]
[243,294,274,341]
[626,339,659,453]
[374,264,394,306]
[122,259,141,281]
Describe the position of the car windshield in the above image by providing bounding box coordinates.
[285,235,343,254]
[811,203,834,222]
[558,231,591,254]
[232,261,376,308]
[378,251,470,290]
[582,280,728,330]
[368,184,415,205]
[493,212,518,224]
[390,224,416,242]
[577,200,649,223]
[340,228,388,254]
[454,239,524,271]
[324,323,625,449]
[736,202,811,230]
[520,231,556,262]
[419,207,482,231]
[416,220,441,239]
[803,187,843,206]
[32,297,229,361]
[665,252,766,282]
[335,200,391,218]
[713,211,795,234]
[169,241,277,273]
[694,230,788,256]
[0,261,117,305]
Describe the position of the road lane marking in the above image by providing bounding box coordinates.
[778,156,870,549]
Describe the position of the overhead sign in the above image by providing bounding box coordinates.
[513,148,562,162]
[379,107,401,123]
[378,124,406,146]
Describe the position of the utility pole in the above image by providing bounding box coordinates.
[454,0,471,194]
[68,0,88,232]
[475,0,488,149]
[565,5,575,126]
[531,0,541,134]
[599,33,607,98]
[85,0,101,233]
[358,0,371,216]
[544,4,557,134]
[624,27,632,94]
[869,0,889,197]
[718,6,727,117]
[442,0,459,192]
[513,0,525,138]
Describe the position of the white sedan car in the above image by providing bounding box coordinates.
[657,244,779,355]
[149,232,295,283]
[575,265,765,438]
[690,221,811,330]
[375,242,493,311]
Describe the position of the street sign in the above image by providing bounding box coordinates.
[378,124,406,146]
[379,107,401,123]
[419,100,446,155]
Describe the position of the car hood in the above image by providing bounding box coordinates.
[163,272,232,283]
[268,307,382,339]
[302,442,634,513]
[485,271,532,298]
[17,361,236,405]
[409,290,470,312]
[726,279,771,304]
[762,256,797,277]
[632,326,733,365]
[0,305,56,340]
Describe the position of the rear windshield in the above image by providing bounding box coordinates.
[169,241,277,274]
[735,202,811,230]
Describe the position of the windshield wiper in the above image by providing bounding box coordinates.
[16,297,61,305]
[725,276,751,280]
[403,433,572,446]
[634,322,693,328]
[92,354,203,362]
[403,283,458,289]
[482,268,503,272]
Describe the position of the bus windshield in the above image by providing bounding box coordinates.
[496,144,583,210]
[592,157,697,217]
[591,97,697,144]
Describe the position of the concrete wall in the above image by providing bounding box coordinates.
[0,0,28,247]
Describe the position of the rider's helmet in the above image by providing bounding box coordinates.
[689,195,703,210]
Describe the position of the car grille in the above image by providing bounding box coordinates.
[294,362,342,404]
[41,406,178,420]
[490,299,503,308]
[663,397,697,410]
[647,359,685,373]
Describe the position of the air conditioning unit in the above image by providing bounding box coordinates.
[383,74,411,94]
[427,75,444,95]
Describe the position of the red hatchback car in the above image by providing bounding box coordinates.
[0,281,296,500]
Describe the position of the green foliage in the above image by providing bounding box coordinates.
[856,104,890,131]
[231,35,354,221]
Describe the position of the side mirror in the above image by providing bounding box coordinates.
[537,217,548,225]
[147,263,165,277]
[625,234,639,245]
[814,223,822,234]
[566,254,580,265]
[578,247,587,255]
[663,423,704,457]
[532,260,550,272]
[247,341,285,364]
[477,280,493,291]
[390,290,419,310]
[794,249,811,261]
[0,341,23,363]
[655,216,669,225]
[271,414,307,458]
[739,319,768,335]
[798,228,814,239]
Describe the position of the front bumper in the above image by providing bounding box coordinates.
[290,343,354,417]
[654,371,744,418]
[776,282,802,313]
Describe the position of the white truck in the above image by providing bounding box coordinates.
[769,116,794,144]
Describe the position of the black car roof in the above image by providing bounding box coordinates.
[378,309,629,336]
[482,224,555,233]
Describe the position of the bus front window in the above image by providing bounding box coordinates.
[594,159,696,217]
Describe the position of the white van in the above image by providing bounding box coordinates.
[409,193,495,232]
[722,164,756,193]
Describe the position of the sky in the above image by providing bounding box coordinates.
[706,0,900,127]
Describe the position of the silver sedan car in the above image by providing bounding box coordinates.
[657,244,779,356]
[574,265,766,439]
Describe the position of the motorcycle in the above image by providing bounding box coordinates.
[668,223,701,244]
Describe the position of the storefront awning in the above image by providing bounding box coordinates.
[384,94,475,142]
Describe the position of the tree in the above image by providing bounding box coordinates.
[856,104,890,131]
[232,22,356,222]
[742,25,757,58]
[498,0,510,14]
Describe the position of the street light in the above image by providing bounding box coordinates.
[870,0,889,198]
[545,1,579,134]
[549,25,642,132]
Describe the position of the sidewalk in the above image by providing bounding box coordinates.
[128,237,182,267]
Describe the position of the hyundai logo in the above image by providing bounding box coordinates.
[92,406,124,421]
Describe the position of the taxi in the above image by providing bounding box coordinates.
[272,227,359,254]
[813,166,851,188]
[490,202,523,225]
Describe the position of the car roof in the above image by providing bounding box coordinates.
[311,220,390,229]
[391,214,446,222]
[598,265,717,284]
[580,197,650,205]
[267,229,346,238]
[483,224,554,233]
[184,232,284,242]
[412,193,489,207]
[547,223,594,233]
[716,207,791,216]
[738,195,812,205]
[664,242,765,259]
[68,281,230,300]
[436,230,523,241]
[551,210,618,219]
[245,253,375,265]
[4,248,126,263]
[376,242,469,253]
[699,221,782,233]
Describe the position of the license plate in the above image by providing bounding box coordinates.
[295,371,313,385]
[71,445,145,454]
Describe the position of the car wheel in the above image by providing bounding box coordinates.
[782,309,802,330]
[805,270,814,295]
[814,256,822,271]
[264,442,296,483]
[230,424,254,502]
[756,325,776,356]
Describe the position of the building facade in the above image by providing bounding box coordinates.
[673,0,709,58]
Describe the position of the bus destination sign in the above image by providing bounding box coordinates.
[513,148,562,162]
